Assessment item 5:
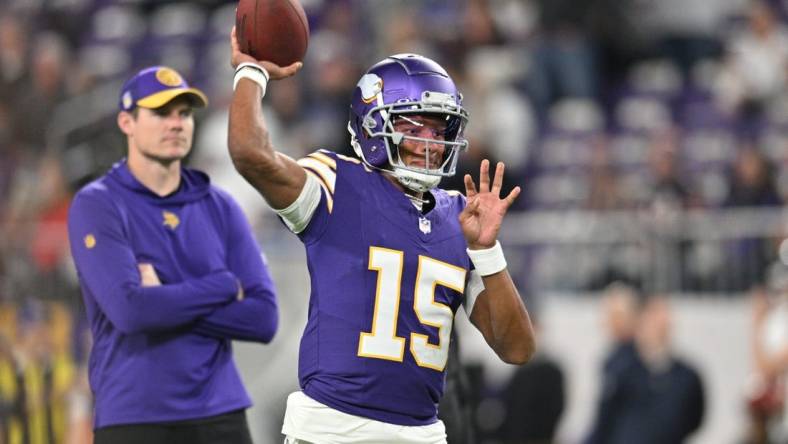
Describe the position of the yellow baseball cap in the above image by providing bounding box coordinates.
[119,66,208,111]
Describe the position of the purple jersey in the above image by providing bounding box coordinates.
[292,150,472,426]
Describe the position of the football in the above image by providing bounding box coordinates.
[235,0,310,66]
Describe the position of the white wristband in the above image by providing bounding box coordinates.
[467,240,507,276]
[233,63,270,96]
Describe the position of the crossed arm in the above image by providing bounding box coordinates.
[68,192,277,342]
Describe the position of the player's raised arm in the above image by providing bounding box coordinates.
[227,26,305,210]
[461,159,536,364]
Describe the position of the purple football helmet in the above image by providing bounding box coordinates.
[347,54,469,192]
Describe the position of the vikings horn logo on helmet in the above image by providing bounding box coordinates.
[358,74,383,104]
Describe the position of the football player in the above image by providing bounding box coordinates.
[228,27,535,444]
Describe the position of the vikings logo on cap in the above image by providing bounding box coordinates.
[119,66,208,111]
[122,92,133,110]
[155,68,183,87]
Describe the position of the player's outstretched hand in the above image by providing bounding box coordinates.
[230,26,302,80]
[459,159,521,250]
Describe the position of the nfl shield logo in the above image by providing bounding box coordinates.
[419,217,431,234]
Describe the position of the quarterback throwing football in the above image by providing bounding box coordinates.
[228,27,536,444]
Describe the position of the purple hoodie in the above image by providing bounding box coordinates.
[68,159,278,428]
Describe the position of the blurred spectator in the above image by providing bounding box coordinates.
[587,0,668,95]
[587,292,705,444]
[0,13,28,102]
[28,156,75,301]
[645,127,693,210]
[725,144,782,207]
[301,29,362,156]
[586,282,640,443]
[462,0,505,48]
[586,135,624,211]
[14,32,70,152]
[639,0,727,81]
[525,0,597,114]
[460,47,535,180]
[715,1,788,128]
[745,265,788,443]
[1,300,77,444]
[724,145,781,291]
[643,128,694,292]
[376,6,433,58]
[499,318,565,444]
[2,153,76,311]
[0,100,19,202]
[601,282,640,344]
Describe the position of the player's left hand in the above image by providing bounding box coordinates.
[459,159,520,250]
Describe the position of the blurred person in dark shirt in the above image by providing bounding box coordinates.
[724,144,782,291]
[499,316,565,444]
[586,282,639,443]
[647,128,692,211]
[600,283,640,372]
[644,128,696,293]
[586,291,705,444]
[14,32,69,152]
[725,145,781,207]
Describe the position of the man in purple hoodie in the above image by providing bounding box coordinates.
[67,66,279,444]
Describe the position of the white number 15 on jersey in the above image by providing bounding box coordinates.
[357,246,466,371]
